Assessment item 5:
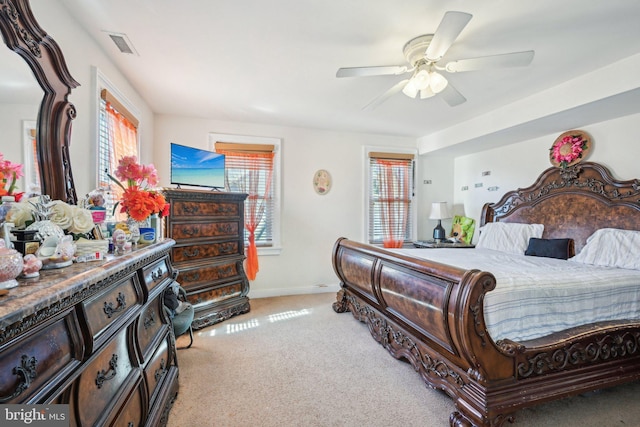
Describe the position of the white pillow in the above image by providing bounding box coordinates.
[476,222,544,255]
[570,228,640,270]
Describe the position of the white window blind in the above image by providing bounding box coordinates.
[97,91,138,222]
[368,153,415,244]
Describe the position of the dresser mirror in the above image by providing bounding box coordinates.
[0,0,79,203]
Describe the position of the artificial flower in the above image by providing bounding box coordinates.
[49,201,74,230]
[109,156,169,222]
[0,153,24,198]
[551,134,587,168]
[6,197,94,234]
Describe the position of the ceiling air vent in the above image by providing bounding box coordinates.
[105,31,138,55]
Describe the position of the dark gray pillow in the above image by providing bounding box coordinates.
[525,238,573,260]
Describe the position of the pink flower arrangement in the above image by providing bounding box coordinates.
[550,134,587,169]
[108,156,169,222]
[0,153,24,201]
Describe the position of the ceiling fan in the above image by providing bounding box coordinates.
[336,11,534,109]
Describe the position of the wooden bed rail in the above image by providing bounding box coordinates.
[332,237,640,426]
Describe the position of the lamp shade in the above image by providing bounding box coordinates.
[429,202,451,220]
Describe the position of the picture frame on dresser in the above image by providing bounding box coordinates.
[162,189,250,330]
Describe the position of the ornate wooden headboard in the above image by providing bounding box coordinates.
[481,162,640,253]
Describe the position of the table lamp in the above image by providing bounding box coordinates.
[429,202,450,242]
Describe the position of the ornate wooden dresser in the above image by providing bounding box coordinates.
[162,189,250,329]
[0,240,179,426]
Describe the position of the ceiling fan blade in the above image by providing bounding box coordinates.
[438,82,466,107]
[336,65,409,78]
[425,11,472,61]
[363,79,410,111]
[445,50,535,73]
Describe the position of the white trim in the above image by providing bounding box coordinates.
[363,145,419,243]
[21,120,38,194]
[208,133,282,256]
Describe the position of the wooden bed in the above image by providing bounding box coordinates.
[332,162,640,426]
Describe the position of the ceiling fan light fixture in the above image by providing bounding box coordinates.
[402,79,419,98]
[420,87,435,99]
[413,69,430,90]
[429,71,448,94]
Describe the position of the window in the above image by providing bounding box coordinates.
[209,134,281,255]
[366,149,416,246]
[97,86,139,221]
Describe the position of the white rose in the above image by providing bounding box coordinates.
[6,202,35,228]
[49,201,73,230]
[68,207,94,233]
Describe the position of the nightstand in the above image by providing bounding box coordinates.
[413,240,475,249]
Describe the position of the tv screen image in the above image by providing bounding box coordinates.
[170,143,226,189]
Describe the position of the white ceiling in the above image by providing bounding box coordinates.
[53,0,640,138]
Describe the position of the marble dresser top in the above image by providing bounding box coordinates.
[0,239,175,332]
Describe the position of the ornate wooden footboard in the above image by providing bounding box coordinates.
[332,162,640,426]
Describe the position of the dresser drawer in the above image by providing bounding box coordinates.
[186,282,245,308]
[141,257,171,294]
[177,260,241,288]
[171,199,240,218]
[75,327,137,427]
[172,240,241,263]
[109,379,144,427]
[135,295,167,363]
[0,310,82,404]
[143,333,174,406]
[170,221,240,241]
[81,275,142,351]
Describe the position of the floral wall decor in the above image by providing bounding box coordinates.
[549,130,592,169]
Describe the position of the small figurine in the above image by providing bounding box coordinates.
[21,254,43,278]
[37,235,75,269]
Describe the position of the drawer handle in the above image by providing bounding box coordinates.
[182,205,200,214]
[143,310,156,329]
[128,423,134,427]
[183,272,200,282]
[181,226,199,237]
[103,292,127,318]
[154,358,167,382]
[151,267,165,282]
[219,243,235,254]
[0,355,38,403]
[183,248,200,258]
[95,354,118,389]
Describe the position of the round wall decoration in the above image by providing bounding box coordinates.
[549,130,592,169]
[313,169,332,195]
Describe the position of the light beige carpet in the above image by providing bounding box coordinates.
[167,293,640,427]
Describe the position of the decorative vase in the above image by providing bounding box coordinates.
[0,247,23,289]
[25,220,65,243]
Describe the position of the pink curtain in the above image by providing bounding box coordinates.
[377,159,410,248]
[105,102,137,220]
[217,150,274,280]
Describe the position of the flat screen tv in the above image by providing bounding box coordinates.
[170,143,226,189]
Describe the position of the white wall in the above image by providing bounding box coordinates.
[0,104,38,191]
[452,112,640,241]
[153,115,415,297]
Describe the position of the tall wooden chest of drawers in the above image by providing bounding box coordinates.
[163,189,250,329]
[0,240,179,427]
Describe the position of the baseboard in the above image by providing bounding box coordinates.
[249,284,341,299]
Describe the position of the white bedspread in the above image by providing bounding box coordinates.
[392,248,640,342]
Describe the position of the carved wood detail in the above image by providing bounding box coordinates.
[0,0,80,203]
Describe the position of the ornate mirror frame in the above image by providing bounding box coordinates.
[0,0,79,203]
